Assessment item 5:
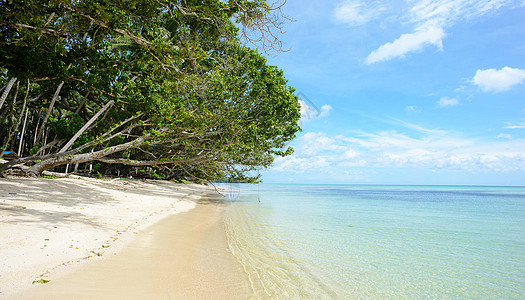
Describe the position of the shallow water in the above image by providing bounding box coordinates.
[222,184,525,299]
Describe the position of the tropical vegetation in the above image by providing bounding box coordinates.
[0,0,300,183]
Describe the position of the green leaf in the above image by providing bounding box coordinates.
[32,279,50,284]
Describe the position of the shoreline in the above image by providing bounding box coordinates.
[1,177,247,298]
[14,198,253,299]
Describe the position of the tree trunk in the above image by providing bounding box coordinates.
[1,81,20,153]
[14,80,30,134]
[18,109,29,156]
[0,78,17,110]
[42,128,49,155]
[35,81,64,145]
[33,108,43,146]
[74,92,90,115]
[8,80,29,153]
[28,134,151,175]
[59,100,114,153]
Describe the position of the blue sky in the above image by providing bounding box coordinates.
[259,0,525,186]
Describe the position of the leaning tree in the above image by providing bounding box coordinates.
[0,0,300,182]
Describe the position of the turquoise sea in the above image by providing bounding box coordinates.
[221,184,525,299]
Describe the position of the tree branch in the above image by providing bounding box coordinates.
[0,78,17,110]
[62,4,152,47]
[35,81,64,145]
[59,100,115,153]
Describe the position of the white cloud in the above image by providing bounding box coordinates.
[437,97,459,107]
[272,156,330,173]
[297,132,345,156]
[299,101,332,122]
[408,0,519,27]
[406,105,418,113]
[299,100,312,120]
[390,118,446,135]
[319,105,333,117]
[366,25,445,64]
[454,85,468,92]
[504,121,525,129]
[366,0,521,64]
[342,149,360,159]
[273,123,525,174]
[472,67,525,92]
[334,1,381,26]
[496,133,513,139]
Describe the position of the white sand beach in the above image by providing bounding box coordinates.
[0,177,250,299]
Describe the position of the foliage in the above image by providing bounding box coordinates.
[0,0,299,183]
[32,279,50,284]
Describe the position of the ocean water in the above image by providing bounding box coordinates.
[221,184,525,299]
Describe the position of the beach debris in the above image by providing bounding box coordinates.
[32,279,50,284]
[1,151,19,160]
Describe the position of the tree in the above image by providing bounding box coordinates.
[0,0,299,183]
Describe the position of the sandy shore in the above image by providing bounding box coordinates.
[0,177,251,299]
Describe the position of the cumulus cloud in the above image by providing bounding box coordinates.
[298,132,346,156]
[273,123,525,174]
[366,25,445,64]
[299,100,313,120]
[334,1,382,26]
[365,0,521,64]
[299,100,332,122]
[437,97,459,107]
[472,67,525,92]
[319,105,333,117]
[272,155,330,173]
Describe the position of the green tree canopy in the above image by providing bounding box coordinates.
[0,0,299,183]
